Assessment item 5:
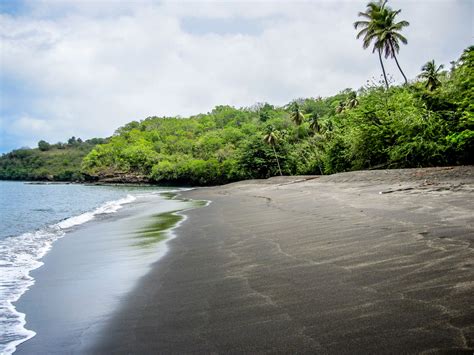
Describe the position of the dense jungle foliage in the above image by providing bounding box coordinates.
[82,46,472,185]
[0,46,472,185]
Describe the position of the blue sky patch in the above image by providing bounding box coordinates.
[0,0,27,16]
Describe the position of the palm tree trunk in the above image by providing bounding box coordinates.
[390,43,408,84]
[272,144,283,176]
[378,48,389,89]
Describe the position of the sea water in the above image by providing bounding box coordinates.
[0,181,190,354]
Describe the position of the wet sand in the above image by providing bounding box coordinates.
[14,194,196,354]
[92,166,474,354]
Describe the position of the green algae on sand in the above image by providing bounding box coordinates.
[132,198,207,248]
[133,211,183,247]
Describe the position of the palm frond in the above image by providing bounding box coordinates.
[392,32,407,44]
[356,27,369,39]
[396,20,409,27]
[357,12,372,20]
[354,20,370,29]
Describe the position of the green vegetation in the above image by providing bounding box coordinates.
[1,46,472,185]
[78,46,472,184]
[133,211,183,248]
[419,60,444,91]
[0,0,472,186]
[0,138,106,181]
[263,127,283,176]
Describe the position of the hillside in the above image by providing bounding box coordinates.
[1,46,472,185]
[82,46,473,185]
[0,138,106,181]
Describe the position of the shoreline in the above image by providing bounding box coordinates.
[91,166,473,354]
[0,190,139,355]
[8,189,200,355]
[4,164,473,189]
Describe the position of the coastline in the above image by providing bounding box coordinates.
[91,166,473,354]
[9,189,200,354]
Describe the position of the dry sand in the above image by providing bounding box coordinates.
[92,166,473,354]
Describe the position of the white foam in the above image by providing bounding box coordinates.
[0,194,136,355]
[56,195,136,229]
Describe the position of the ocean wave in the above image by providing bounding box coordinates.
[0,194,136,355]
[56,194,136,229]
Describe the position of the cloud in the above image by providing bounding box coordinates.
[0,0,472,151]
[10,116,51,132]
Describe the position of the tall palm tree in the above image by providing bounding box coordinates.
[419,60,444,91]
[354,0,390,89]
[290,102,305,126]
[355,1,409,87]
[263,128,283,176]
[308,113,320,133]
[376,7,410,84]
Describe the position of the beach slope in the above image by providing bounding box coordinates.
[92,166,473,354]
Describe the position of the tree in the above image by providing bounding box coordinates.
[258,103,275,122]
[354,0,390,89]
[263,128,283,176]
[419,60,444,91]
[355,1,409,87]
[308,113,320,133]
[345,91,359,109]
[375,5,410,84]
[336,101,346,114]
[38,140,51,151]
[289,102,305,126]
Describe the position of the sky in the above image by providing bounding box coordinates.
[0,0,472,152]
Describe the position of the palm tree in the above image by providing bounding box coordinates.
[355,1,410,87]
[354,0,390,89]
[335,101,345,114]
[290,102,305,126]
[345,91,359,109]
[308,113,320,133]
[376,7,410,84]
[263,128,283,176]
[419,60,444,91]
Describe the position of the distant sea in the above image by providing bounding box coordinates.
[0,181,194,354]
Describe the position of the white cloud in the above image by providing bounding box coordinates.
[0,0,471,150]
[10,115,51,133]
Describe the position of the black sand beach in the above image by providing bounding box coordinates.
[90,166,474,354]
[14,193,196,354]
